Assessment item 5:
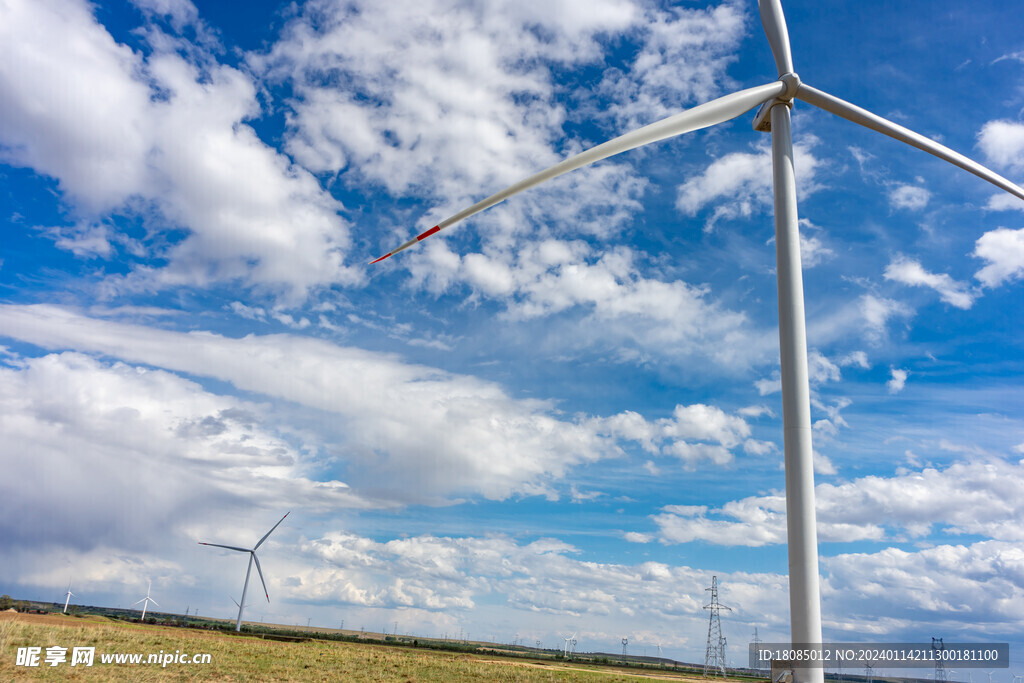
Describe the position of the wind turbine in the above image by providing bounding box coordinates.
[61,581,74,614]
[370,3,1024,680]
[134,580,158,621]
[199,511,289,632]
[563,632,577,658]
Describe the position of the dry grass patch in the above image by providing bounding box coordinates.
[0,612,731,681]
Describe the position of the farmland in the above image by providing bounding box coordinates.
[1,611,755,681]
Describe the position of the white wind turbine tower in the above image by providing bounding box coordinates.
[61,580,74,614]
[371,2,1024,680]
[563,632,576,658]
[199,512,289,632]
[134,580,158,621]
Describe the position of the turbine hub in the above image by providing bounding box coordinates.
[779,72,801,101]
[752,72,801,132]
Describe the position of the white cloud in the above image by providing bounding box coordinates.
[978,120,1024,173]
[824,541,1024,629]
[653,498,789,547]
[0,0,356,301]
[973,227,1024,288]
[675,140,822,231]
[0,304,626,504]
[986,193,1024,212]
[0,351,367,557]
[808,350,841,385]
[838,351,870,369]
[597,1,746,128]
[814,450,837,476]
[884,256,975,309]
[257,0,636,202]
[294,530,788,634]
[0,305,771,507]
[859,294,912,344]
[408,239,767,369]
[589,402,762,468]
[887,367,908,394]
[887,184,931,211]
[799,232,835,268]
[653,460,1024,548]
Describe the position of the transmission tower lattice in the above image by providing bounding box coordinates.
[622,638,629,656]
[752,627,763,673]
[703,576,731,678]
[933,638,947,682]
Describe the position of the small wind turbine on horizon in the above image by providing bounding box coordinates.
[563,632,577,658]
[370,3,1024,681]
[134,580,158,621]
[61,580,74,614]
[199,512,289,632]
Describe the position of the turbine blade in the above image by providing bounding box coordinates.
[797,83,1024,202]
[133,597,146,606]
[254,511,290,551]
[758,0,794,76]
[252,553,271,602]
[199,542,252,553]
[369,81,787,263]
[149,598,159,607]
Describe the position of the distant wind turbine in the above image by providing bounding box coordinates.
[61,581,74,614]
[563,632,577,658]
[199,512,289,632]
[134,580,158,621]
[371,3,1024,681]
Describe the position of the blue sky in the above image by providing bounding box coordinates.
[2,0,1024,669]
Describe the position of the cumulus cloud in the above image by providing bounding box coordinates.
[0,304,633,504]
[675,140,822,231]
[859,294,912,344]
[884,256,975,309]
[653,460,1024,548]
[407,239,769,369]
[588,401,765,468]
[0,305,769,508]
[888,184,931,211]
[597,0,746,128]
[295,530,785,628]
[0,0,356,301]
[973,227,1024,288]
[823,541,1024,630]
[0,351,365,559]
[887,367,908,394]
[839,351,870,369]
[799,232,835,268]
[255,0,644,225]
[978,120,1024,173]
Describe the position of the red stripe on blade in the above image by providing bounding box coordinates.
[369,253,392,264]
[416,225,441,241]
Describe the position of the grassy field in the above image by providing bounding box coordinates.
[1,612,741,681]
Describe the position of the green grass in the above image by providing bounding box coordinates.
[0,614,717,681]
